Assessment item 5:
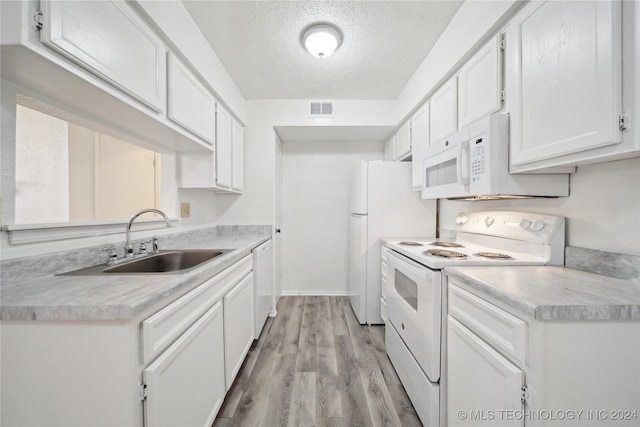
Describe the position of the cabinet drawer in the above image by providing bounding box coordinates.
[142,255,252,364]
[381,274,388,299]
[448,283,527,365]
[380,297,387,324]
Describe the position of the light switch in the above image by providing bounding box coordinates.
[181,203,191,218]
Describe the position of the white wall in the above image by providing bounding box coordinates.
[281,141,383,295]
[439,157,640,256]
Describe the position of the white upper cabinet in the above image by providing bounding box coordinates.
[177,104,244,193]
[384,135,396,161]
[506,0,623,172]
[410,104,430,191]
[167,53,216,144]
[457,35,503,128]
[231,120,244,193]
[40,0,165,112]
[429,78,458,143]
[395,120,412,160]
[215,105,234,190]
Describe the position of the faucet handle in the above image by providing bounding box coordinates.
[152,235,160,253]
[102,246,118,266]
[138,239,153,255]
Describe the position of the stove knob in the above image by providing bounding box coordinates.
[531,220,545,231]
[519,219,532,229]
[456,215,469,225]
[484,216,495,227]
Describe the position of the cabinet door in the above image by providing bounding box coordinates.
[410,104,430,191]
[224,272,255,388]
[458,35,502,128]
[384,135,396,161]
[232,121,244,192]
[144,301,225,427]
[429,78,458,143]
[167,54,216,144]
[215,105,233,189]
[395,121,412,160]
[507,0,622,172]
[448,316,524,427]
[41,0,165,112]
[177,152,216,188]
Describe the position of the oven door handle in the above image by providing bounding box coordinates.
[456,139,470,186]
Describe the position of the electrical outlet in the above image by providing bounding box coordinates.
[181,203,191,218]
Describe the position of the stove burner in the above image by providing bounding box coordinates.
[473,252,514,260]
[429,241,464,248]
[423,249,468,259]
[399,241,424,246]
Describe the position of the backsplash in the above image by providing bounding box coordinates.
[0,225,271,284]
[565,247,640,280]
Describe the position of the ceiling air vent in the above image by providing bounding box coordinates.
[309,101,334,117]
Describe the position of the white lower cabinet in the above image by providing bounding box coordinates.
[224,272,255,388]
[144,301,225,427]
[448,316,524,427]
[0,254,256,427]
[447,280,640,427]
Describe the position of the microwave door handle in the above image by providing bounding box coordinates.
[456,139,470,185]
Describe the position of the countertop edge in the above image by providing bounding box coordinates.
[1,233,271,322]
[445,266,640,322]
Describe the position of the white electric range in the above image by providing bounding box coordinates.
[382,211,565,427]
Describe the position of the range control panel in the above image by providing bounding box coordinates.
[470,135,487,183]
[456,211,565,243]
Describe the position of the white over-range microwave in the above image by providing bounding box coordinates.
[422,113,569,200]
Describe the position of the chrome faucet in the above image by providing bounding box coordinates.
[124,209,172,258]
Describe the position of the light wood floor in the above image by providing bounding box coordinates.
[213,296,422,427]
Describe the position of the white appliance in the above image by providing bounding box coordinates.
[422,113,569,200]
[252,239,274,339]
[383,210,565,426]
[349,160,436,325]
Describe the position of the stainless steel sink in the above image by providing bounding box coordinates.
[59,249,230,276]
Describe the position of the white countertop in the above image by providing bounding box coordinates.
[445,266,640,321]
[1,233,270,321]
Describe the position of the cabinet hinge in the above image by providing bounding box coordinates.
[499,33,506,51]
[139,383,147,401]
[34,11,44,30]
[619,113,629,131]
[520,385,529,404]
[500,90,506,102]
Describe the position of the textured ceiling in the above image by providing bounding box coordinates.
[182,1,463,99]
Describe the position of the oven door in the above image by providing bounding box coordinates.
[386,249,442,382]
[422,128,470,200]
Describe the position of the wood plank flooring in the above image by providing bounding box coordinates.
[213,296,422,427]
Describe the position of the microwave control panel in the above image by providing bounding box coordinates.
[470,134,487,182]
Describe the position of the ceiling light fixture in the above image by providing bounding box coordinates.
[302,23,342,59]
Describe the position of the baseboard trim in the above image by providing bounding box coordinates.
[281,290,350,296]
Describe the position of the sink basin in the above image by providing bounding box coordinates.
[104,250,226,274]
[58,249,230,276]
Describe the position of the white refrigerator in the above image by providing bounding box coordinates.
[349,161,436,324]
